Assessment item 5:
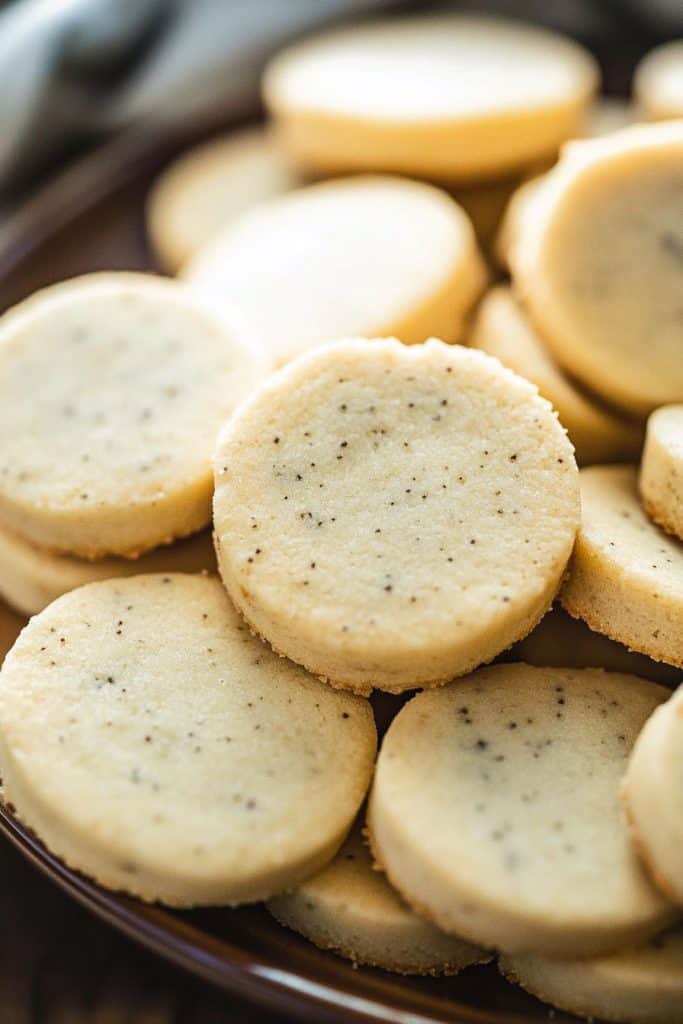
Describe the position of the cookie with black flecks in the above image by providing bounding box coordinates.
[0,273,267,559]
[622,686,683,907]
[367,663,676,957]
[267,819,489,975]
[213,338,579,694]
[509,122,683,416]
[501,926,683,1024]
[561,465,683,667]
[639,405,683,541]
[0,574,376,906]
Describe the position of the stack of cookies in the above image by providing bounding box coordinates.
[1,14,683,1024]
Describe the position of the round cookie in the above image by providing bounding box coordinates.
[0,523,216,616]
[634,41,683,121]
[262,15,598,181]
[514,607,681,687]
[501,926,683,1024]
[368,663,675,957]
[183,176,487,367]
[561,465,683,667]
[469,287,644,465]
[147,128,300,273]
[639,404,683,540]
[267,820,488,975]
[0,602,23,668]
[622,686,683,906]
[213,338,579,694]
[0,574,376,906]
[0,273,266,558]
[509,123,683,415]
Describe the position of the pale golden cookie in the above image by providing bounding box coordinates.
[267,820,488,975]
[639,404,683,540]
[263,15,598,181]
[213,338,579,694]
[514,607,681,687]
[510,123,683,415]
[0,523,215,616]
[0,273,266,558]
[501,926,683,1024]
[561,465,683,667]
[147,128,299,272]
[469,288,643,465]
[0,574,376,906]
[623,686,683,906]
[368,664,675,957]
[183,176,486,367]
[634,41,683,121]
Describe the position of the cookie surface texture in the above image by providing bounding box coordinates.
[0,273,267,558]
[213,338,579,694]
[0,574,376,906]
[368,663,675,957]
[263,15,597,181]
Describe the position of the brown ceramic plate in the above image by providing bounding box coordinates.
[0,124,577,1024]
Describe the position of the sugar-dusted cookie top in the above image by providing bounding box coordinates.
[263,15,597,181]
[0,273,267,558]
[368,663,675,957]
[510,122,683,415]
[213,338,579,693]
[0,574,376,906]
[183,176,486,367]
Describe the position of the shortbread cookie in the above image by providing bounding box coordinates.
[368,664,675,957]
[623,686,683,905]
[514,607,681,686]
[183,177,486,367]
[495,174,546,272]
[267,820,488,975]
[147,128,299,272]
[501,926,683,1024]
[510,123,683,415]
[263,15,597,181]
[0,523,215,616]
[635,41,683,121]
[213,339,579,694]
[639,405,683,540]
[469,288,643,465]
[561,465,683,667]
[0,602,23,667]
[0,273,266,558]
[0,574,376,906]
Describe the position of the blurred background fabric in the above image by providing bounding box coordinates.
[0,0,681,203]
